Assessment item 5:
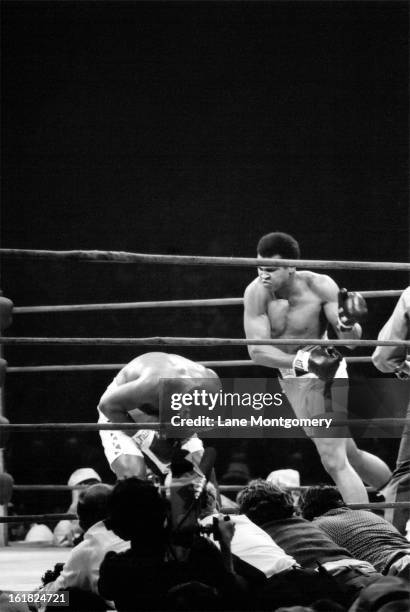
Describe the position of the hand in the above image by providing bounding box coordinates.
[337,289,367,331]
[293,346,342,380]
[213,515,235,546]
[388,553,410,576]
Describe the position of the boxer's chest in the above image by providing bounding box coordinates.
[266,294,323,338]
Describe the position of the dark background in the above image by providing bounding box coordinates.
[1,1,409,514]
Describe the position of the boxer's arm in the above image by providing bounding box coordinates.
[243,283,294,369]
[372,288,410,373]
[98,376,158,423]
[316,275,362,345]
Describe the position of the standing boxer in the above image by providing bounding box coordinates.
[243,232,391,503]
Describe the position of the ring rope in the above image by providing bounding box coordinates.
[1,248,410,271]
[1,419,408,431]
[216,485,378,494]
[11,484,376,493]
[0,514,77,523]
[13,485,97,491]
[13,290,404,314]
[2,501,410,523]
[14,298,244,314]
[1,337,409,347]
[6,356,374,373]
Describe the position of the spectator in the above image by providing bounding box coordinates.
[24,523,54,545]
[200,484,344,609]
[98,477,245,611]
[266,469,301,505]
[372,287,410,536]
[38,483,129,603]
[200,483,298,581]
[54,467,102,547]
[237,480,382,606]
[300,485,410,580]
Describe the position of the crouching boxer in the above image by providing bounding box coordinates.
[97,352,220,479]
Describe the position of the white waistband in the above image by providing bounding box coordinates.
[279,359,348,380]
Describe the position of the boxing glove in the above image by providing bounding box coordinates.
[293,346,342,380]
[338,289,367,331]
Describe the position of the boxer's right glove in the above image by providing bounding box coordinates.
[292,346,342,381]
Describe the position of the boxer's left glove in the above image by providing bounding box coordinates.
[292,346,342,381]
[337,289,368,332]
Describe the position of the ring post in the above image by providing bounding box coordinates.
[0,333,7,546]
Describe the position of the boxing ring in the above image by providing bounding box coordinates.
[0,248,409,591]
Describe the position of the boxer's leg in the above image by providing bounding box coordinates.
[279,368,369,503]
[345,438,392,489]
[97,406,146,478]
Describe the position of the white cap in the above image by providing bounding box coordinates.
[25,523,54,544]
[266,469,300,489]
[68,467,102,487]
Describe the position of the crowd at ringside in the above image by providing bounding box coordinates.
[2,473,408,612]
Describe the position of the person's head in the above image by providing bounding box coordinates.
[76,483,113,532]
[219,462,250,501]
[256,232,300,292]
[236,479,295,525]
[299,486,345,521]
[68,467,102,508]
[266,469,301,505]
[106,477,168,543]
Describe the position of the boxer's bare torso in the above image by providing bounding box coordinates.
[98,353,220,478]
[99,352,220,424]
[244,270,338,360]
[117,352,217,385]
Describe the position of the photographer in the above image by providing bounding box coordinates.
[199,482,298,583]
[98,478,247,611]
[37,483,129,607]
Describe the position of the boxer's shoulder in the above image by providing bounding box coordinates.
[299,271,338,300]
